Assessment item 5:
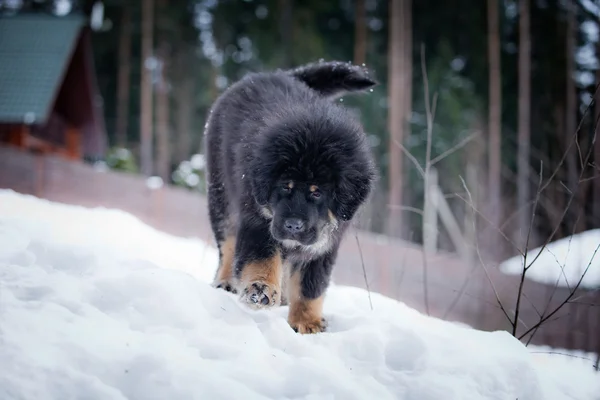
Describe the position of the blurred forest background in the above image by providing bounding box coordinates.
[3,0,600,263]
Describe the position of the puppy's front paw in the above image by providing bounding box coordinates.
[213,280,238,294]
[289,317,328,334]
[240,281,281,309]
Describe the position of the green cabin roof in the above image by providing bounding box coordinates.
[0,14,86,124]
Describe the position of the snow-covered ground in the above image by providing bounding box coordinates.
[0,189,598,400]
[499,229,600,289]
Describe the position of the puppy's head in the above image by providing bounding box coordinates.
[264,179,336,249]
[249,105,376,252]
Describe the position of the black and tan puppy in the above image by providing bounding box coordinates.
[204,61,377,334]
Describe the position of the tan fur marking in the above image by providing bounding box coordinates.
[287,271,326,334]
[239,251,283,308]
[215,236,236,282]
[261,206,273,219]
[287,181,294,189]
[327,209,337,225]
[309,185,319,192]
[240,252,283,287]
[279,261,292,306]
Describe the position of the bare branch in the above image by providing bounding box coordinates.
[578,175,599,184]
[354,229,373,310]
[386,204,424,216]
[518,242,600,340]
[524,255,567,346]
[443,260,479,319]
[569,287,600,303]
[455,192,524,257]
[528,352,599,369]
[420,43,433,316]
[430,133,477,166]
[512,162,543,336]
[523,106,598,277]
[460,176,512,323]
[523,194,574,271]
[537,83,600,195]
[519,92,600,342]
[392,138,425,178]
[420,244,431,316]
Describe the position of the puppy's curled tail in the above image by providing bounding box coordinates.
[288,61,376,98]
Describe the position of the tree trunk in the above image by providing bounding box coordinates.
[155,0,171,181]
[465,123,484,266]
[140,0,154,176]
[595,24,600,228]
[387,0,412,238]
[156,44,170,182]
[487,0,502,258]
[516,0,531,249]
[553,102,566,238]
[404,0,412,159]
[175,55,193,164]
[565,0,579,232]
[279,0,294,68]
[115,5,131,148]
[354,0,367,66]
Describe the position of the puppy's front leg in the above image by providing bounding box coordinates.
[287,256,333,334]
[234,221,282,309]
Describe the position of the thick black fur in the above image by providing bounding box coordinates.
[204,61,377,308]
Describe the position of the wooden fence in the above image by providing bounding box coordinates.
[1,145,598,355]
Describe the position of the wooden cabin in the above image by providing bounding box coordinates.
[0,13,107,161]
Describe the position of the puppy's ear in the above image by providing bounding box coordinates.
[333,167,376,222]
[249,149,273,207]
[251,173,270,206]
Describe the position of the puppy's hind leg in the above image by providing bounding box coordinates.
[207,178,237,293]
[213,235,237,293]
[234,221,282,309]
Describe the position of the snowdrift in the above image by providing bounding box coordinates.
[0,189,598,400]
[499,229,600,289]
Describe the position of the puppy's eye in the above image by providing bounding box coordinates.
[282,184,292,193]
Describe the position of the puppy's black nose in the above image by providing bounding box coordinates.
[284,218,305,234]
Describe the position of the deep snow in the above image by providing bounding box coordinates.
[0,189,598,400]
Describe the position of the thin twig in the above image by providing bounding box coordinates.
[528,352,599,369]
[420,246,430,316]
[512,162,543,336]
[522,105,598,282]
[386,204,424,216]
[430,132,477,166]
[449,287,503,308]
[569,287,600,303]
[455,193,524,257]
[575,128,584,171]
[524,264,567,346]
[578,175,599,183]
[443,259,479,319]
[537,83,600,195]
[460,176,512,324]
[544,245,573,292]
[420,43,435,316]
[498,197,540,232]
[393,138,425,178]
[518,243,600,340]
[396,240,410,293]
[354,229,373,310]
[523,105,600,344]
[422,46,434,178]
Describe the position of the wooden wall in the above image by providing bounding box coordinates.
[1,145,598,355]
